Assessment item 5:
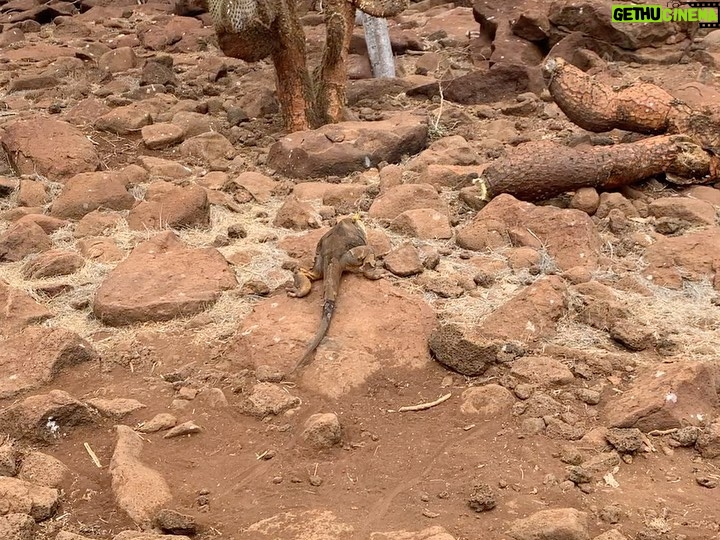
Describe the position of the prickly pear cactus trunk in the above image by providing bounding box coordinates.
[313,0,356,125]
[208,0,409,132]
[272,0,318,132]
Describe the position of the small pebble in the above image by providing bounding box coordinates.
[309,475,323,486]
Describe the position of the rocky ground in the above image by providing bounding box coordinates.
[1,0,720,539]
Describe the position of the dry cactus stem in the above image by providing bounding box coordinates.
[208,0,408,132]
[544,57,720,154]
[474,135,713,202]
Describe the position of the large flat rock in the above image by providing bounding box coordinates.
[227,276,437,397]
[267,116,428,179]
[93,231,237,326]
[0,328,97,399]
[1,117,99,182]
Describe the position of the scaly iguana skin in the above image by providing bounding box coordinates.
[286,215,383,373]
[206,0,409,132]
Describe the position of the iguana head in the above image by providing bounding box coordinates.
[351,213,366,235]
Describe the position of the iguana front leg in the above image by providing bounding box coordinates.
[341,245,385,280]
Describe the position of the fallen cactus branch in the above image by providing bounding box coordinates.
[474,135,714,202]
[544,57,720,154]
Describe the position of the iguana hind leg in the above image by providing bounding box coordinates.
[287,267,322,298]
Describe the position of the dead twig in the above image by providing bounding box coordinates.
[393,392,452,413]
[84,442,102,468]
[647,428,679,437]
[640,432,657,453]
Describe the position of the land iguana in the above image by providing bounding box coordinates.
[205,0,409,131]
[286,215,383,373]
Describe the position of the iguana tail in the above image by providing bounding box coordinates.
[292,300,335,373]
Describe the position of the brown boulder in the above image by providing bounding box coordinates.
[604,360,718,431]
[93,232,237,326]
[478,275,568,344]
[457,194,602,271]
[179,132,235,163]
[460,385,515,418]
[368,184,447,220]
[17,452,70,489]
[0,390,95,443]
[507,508,589,540]
[240,383,301,417]
[571,281,629,331]
[384,244,424,277]
[643,228,720,288]
[22,250,84,279]
[0,327,97,399]
[429,324,498,376]
[293,182,368,212]
[139,15,203,50]
[273,197,321,230]
[139,156,193,179]
[232,172,276,204]
[267,116,428,178]
[570,187,600,215]
[0,513,35,540]
[512,11,551,42]
[596,192,639,219]
[301,413,342,449]
[0,221,51,262]
[390,208,453,240]
[110,426,172,527]
[77,237,124,263]
[415,164,480,189]
[510,356,574,386]
[126,181,209,230]
[489,23,544,67]
[98,46,138,73]
[171,111,218,139]
[0,281,52,337]
[141,123,185,150]
[16,179,47,207]
[50,172,134,220]
[409,64,532,105]
[74,210,120,238]
[1,118,99,181]
[0,477,59,522]
[648,197,716,226]
[683,185,720,207]
[95,103,155,135]
[406,135,482,171]
[14,215,68,235]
